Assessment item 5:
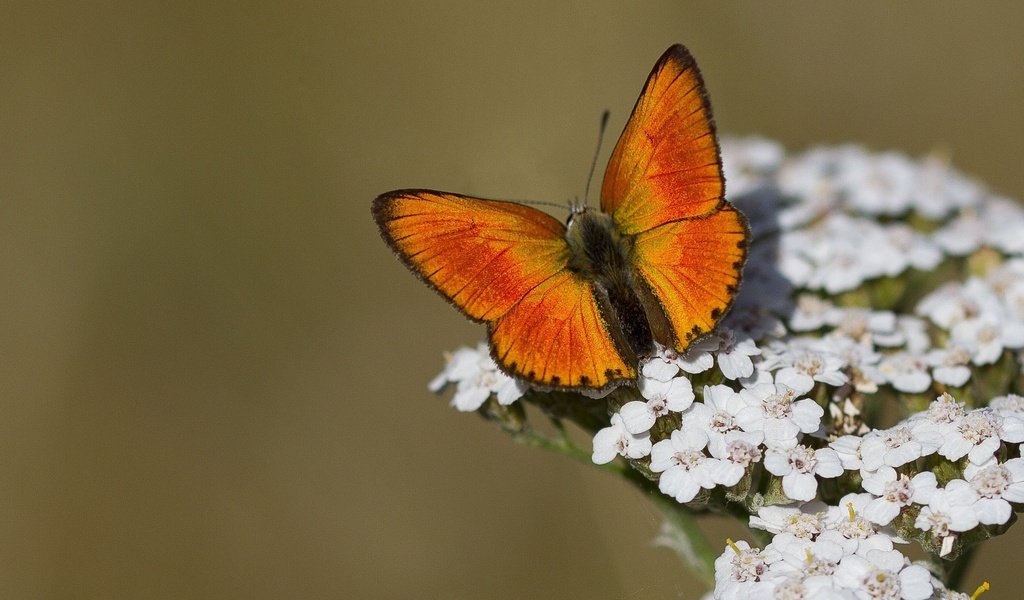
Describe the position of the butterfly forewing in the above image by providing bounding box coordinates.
[373,190,570,322]
[600,44,725,235]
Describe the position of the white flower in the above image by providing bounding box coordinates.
[771,532,846,580]
[925,345,972,387]
[721,136,785,197]
[951,316,1024,366]
[591,413,652,465]
[914,483,979,555]
[908,393,965,440]
[837,150,916,216]
[822,493,895,556]
[830,435,866,473]
[990,393,1024,418]
[873,315,931,354]
[938,408,1024,465]
[650,428,718,503]
[910,153,982,219]
[683,385,756,457]
[985,196,1024,255]
[771,342,849,395]
[716,329,762,380]
[959,458,1024,525]
[833,549,933,600]
[713,540,783,598]
[708,435,764,487]
[881,225,943,275]
[737,383,824,448]
[825,334,885,393]
[765,444,844,501]
[789,294,842,332]
[916,279,1002,331]
[641,339,717,381]
[859,424,942,471]
[861,468,937,525]
[429,344,526,411]
[769,574,856,600]
[877,352,931,393]
[749,502,828,539]
[618,375,694,434]
[829,308,897,345]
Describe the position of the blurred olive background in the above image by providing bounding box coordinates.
[1,2,1022,598]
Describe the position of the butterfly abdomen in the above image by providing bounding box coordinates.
[565,210,664,363]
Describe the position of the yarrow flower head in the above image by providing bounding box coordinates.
[427,139,1022,599]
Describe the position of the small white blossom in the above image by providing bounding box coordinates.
[764,444,844,501]
[959,458,1024,525]
[925,345,972,387]
[830,434,867,473]
[684,385,758,458]
[619,375,694,434]
[789,294,842,332]
[749,502,828,539]
[861,468,937,525]
[914,483,979,555]
[713,540,784,598]
[641,338,718,381]
[908,393,965,440]
[650,428,718,503]
[716,329,762,380]
[771,532,845,580]
[859,424,942,471]
[950,317,1024,366]
[430,344,526,411]
[737,383,824,448]
[592,413,652,465]
[877,352,932,393]
[938,408,1024,465]
[822,493,895,556]
[708,435,764,487]
[832,549,933,600]
[990,393,1024,418]
[772,342,849,395]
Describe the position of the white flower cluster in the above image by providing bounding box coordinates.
[429,342,526,411]
[830,394,1024,537]
[711,501,955,600]
[722,138,1024,297]
[429,139,1022,598]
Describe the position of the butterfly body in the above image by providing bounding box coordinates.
[564,208,664,366]
[374,45,749,392]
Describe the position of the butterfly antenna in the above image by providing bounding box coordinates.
[583,110,611,207]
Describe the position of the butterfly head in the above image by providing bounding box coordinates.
[565,199,592,228]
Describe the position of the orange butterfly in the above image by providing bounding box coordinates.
[373,45,749,391]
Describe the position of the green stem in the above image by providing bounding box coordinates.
[645,490,718,588]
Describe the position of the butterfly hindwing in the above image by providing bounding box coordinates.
[631,203,748,349]
[373,190,633,389]
[490,270,634,389]
[600,44,724,235]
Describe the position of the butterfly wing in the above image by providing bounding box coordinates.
[600,44,724,235]
[631,205,748,348]
[373,190,633,389]
[601,45,749,351]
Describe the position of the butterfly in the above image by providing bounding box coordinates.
[373,44,749,392]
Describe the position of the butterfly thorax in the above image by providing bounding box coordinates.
[564,209,659,363]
